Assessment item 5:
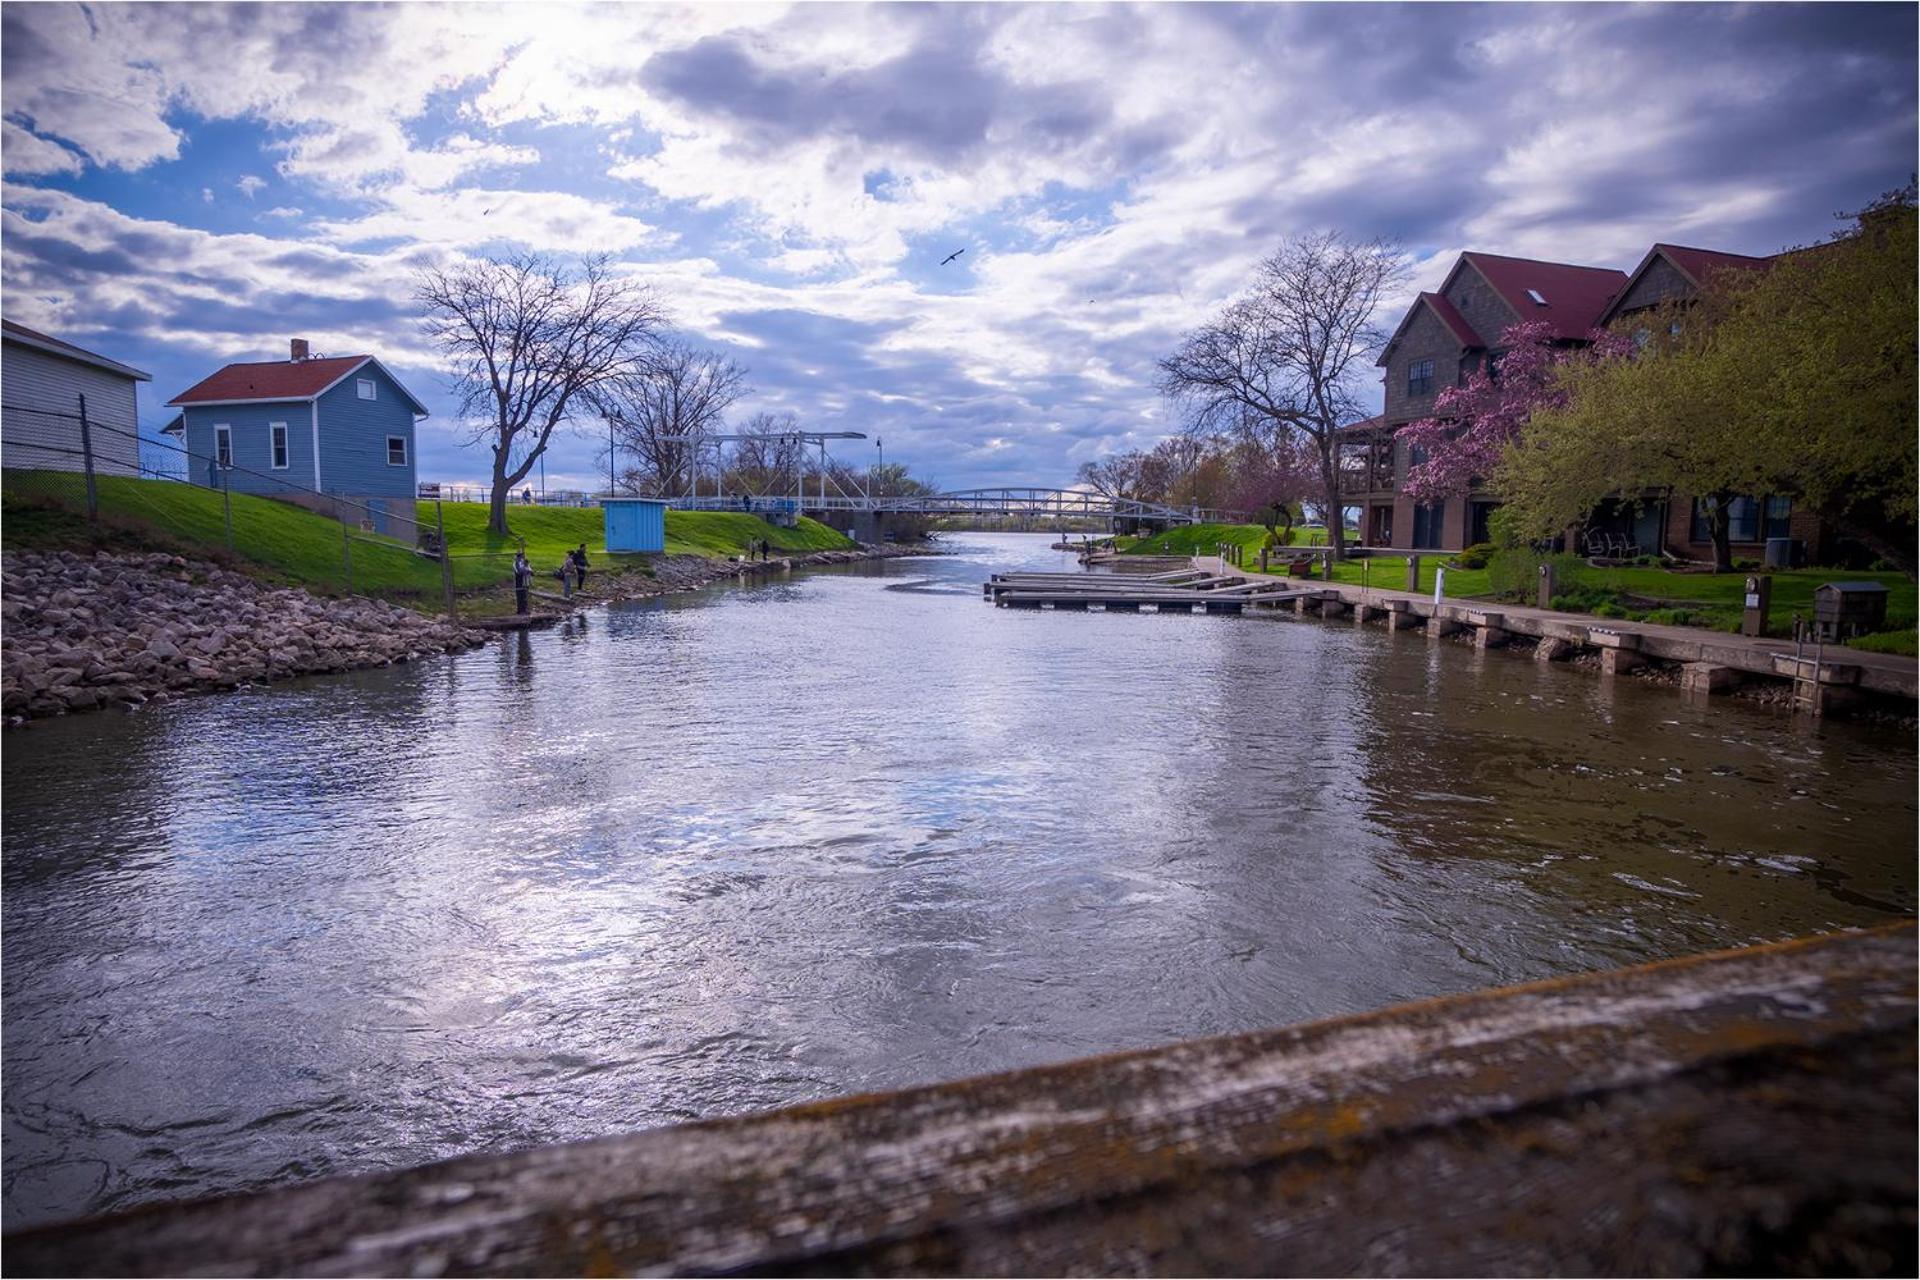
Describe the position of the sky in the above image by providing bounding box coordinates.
[3,1,1914,492]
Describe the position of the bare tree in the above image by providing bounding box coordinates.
[726,410,806,496]
[597,340,747,496]
[415,252,664,536]
[1075,453,1147,502]
[1158,231,1402,560]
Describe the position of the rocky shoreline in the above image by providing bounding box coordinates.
[3,543,940,724]
[2,550,488,724]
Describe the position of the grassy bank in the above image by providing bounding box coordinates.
[1120,522,1332,558]
[1114,514,1912,651]
[2,473,853,601]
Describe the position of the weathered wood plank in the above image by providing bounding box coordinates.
[7,925,1912,1278]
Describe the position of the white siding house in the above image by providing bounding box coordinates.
[2,320,151,477]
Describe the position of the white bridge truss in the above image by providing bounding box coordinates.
[667,488,1238,525]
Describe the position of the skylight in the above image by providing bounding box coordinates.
[1527,288,1548,305]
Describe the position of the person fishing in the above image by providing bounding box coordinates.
[512,550,532,615]
[572,543,590,590]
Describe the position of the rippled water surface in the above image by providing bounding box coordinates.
[4,532,1914,1227]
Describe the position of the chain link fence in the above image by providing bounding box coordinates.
[1,397,500,616]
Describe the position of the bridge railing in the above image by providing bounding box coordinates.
[662,488,1243,525]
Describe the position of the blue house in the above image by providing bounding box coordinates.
[165,338,429,536]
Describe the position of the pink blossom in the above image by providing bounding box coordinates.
[1398,319,1633,501]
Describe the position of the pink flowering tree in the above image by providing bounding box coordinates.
[1223,432,1316,540]
[1399,319,1633,504]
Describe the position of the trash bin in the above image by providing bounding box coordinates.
[1764,537,1804,569]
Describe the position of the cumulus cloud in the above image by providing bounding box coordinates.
[1,119,85,176]
[2,1,1913,487]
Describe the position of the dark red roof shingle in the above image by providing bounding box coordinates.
[1420,292,1483,348]
[1459,252,1629,340]
[1652,243,1774,288]
[167,356,369,405]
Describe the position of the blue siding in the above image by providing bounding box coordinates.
[180,401,314,494]
[603,499,666,553]
[174,361,421,506]
[315,364,418,500]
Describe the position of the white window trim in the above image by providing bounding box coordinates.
[213,423,233,468]
[386,435,409,467]
[357,377,377,400]
[269,421,290,470]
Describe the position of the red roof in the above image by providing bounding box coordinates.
[1597,243,1777,325]
[1377,291,1485,366]
[1420,292,1482,348]
[167,355,370,405]
[1458,252,1629,340]
[1652,243,1773,288]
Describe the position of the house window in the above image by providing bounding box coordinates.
[1691,496,1763,543]
[1763,495,1792,540]
[1412,502,1446,549]
[270,422,289,470]
[214,424,233,468]
[1407,441,1429,467]
[358,378,377,400]
[1726,496,1759,543]
[386,435,408,466]
[1407,359,1434,396]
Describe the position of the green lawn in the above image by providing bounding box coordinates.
[3,473,853,601]
[1116,512,1915,645]
[430,501,850,563]
[1121,522,1335,558]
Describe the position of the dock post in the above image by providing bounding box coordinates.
[1405,554,1420,593]
[437,502,457,620]
[1538,561,1556,610]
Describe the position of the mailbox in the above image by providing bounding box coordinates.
[1811,582,1889,641]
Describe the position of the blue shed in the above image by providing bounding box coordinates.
[602,497,667,553]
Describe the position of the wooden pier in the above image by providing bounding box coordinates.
[984,569,1314,613]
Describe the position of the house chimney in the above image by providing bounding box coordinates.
[290,338,310,361]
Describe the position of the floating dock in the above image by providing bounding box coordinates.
[983,569,1314,613]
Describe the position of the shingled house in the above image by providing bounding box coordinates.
[163,339,428,536]
[1341,242,1837,565]
[1338,252,1626,552]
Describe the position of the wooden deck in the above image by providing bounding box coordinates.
[983,569,1313,613]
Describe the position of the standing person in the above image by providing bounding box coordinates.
[573,543,590,590]
[554,560,572,600]
[513,550,532,615]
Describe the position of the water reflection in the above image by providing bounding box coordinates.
[4,533,1913,1228]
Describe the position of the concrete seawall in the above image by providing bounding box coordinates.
[8,924,1912,1277]
[1193,555,1917,708]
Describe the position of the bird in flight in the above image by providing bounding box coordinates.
[940,247,966,266]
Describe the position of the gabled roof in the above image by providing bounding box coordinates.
[167,354,429,415]
[1597,243,1774,326]
[1455,252,1628,341]
[1377,292,1484,366]
[2,318,152,381]
[1338,413,1388,436]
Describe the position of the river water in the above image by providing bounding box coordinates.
[3,532,1913,1228]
